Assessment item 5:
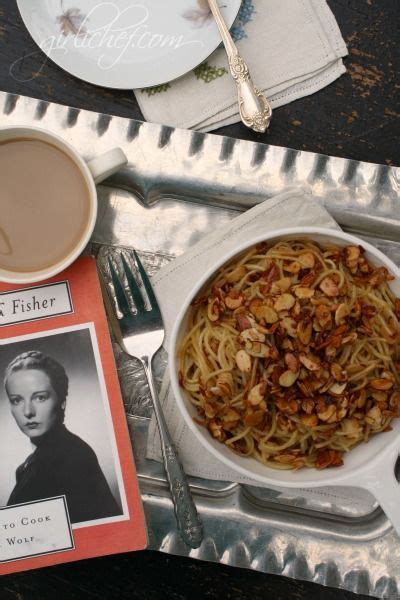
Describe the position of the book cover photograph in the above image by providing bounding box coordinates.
[0,256,147,575]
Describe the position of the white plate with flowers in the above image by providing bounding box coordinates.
[16,0,242,89]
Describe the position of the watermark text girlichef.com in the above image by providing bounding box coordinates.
[10,2,204,82]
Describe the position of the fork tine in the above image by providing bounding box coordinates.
[133,250,160,314]
[108,258,131,317]
[121,254,146,313]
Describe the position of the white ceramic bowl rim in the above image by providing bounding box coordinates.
[169,226,400,490]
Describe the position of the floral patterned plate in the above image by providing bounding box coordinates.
[16,0,242,89]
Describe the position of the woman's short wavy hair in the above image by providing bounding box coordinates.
[4,351,69,414]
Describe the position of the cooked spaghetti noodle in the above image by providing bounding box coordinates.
[178,239,400,470]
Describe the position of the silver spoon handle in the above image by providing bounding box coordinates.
[142,357,203,549]
[207,0,272,133]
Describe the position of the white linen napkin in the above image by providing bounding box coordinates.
[145,189,375,512]
[134,0,347,132]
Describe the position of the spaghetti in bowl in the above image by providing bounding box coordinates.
[170,228,400,487]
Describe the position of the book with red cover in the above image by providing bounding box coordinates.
[0,256,147,574]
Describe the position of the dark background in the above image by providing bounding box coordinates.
[0,0,399,598]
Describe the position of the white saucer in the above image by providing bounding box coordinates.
[17,0,241,89]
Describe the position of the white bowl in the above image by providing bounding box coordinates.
[169,227,400,532]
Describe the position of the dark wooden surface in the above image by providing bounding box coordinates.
[0,0,398,598]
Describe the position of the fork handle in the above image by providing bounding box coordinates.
[141,356,203,549]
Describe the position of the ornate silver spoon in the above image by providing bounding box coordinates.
[207,0,272,132]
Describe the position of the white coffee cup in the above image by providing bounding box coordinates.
[0,125,127,284]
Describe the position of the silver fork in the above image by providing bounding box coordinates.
[102,251,203,549]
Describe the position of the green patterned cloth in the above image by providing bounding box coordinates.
[135,0,347,131]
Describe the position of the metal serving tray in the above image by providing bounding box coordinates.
[1,91,400,598]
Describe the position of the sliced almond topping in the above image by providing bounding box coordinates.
[209,420,225,441]
[344,246,360,272]
[301,399,314,414]
[285,352,300,373]
[225,295,244,309]
[250,300,279,324]
[297,320,313,345]
[235,313,255,331]
[319,276,339,297]
[276,398,298,415]
[271,277,292,294]
[356,389,367,408]
[244,409,265,427]
[315,304,333,329]
[299,252,315,269]
[299,353,320,371]
[365,405,382,427]
[204,402,216,419]
[274,293,295,312]
[330,363,347,382]
[210,372,234,397]
[240,328,266,343]
[223,408,241,423]
[335,303,349,325]
[329,382,347,396]
[369,378,394,391]
[294,286,315,299]
[207,297,220,321]
[279,370,299,387]
[248,382,267,405]
[318,405,337,423]
[341,418,362,435]
[280,317,297,338]
[371,390,387,404]
[283,261,301,274]
[300,414,318,427]
[235,350,252,373]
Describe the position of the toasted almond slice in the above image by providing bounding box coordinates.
[207,297,220,321]
[341,418,362,435]
[299,252,315,269]
[365,405,382,427]
[248,382,266,405]
[329,382,347,396]
[299,353,320,371]
[297,320,313,345]
[279,370,299,387]
[281,317,297,338]
[262,306,279,324]
[344,246,360,270]
[240,328,266,343]
[319,277,339,297]
[300,414,318,427]
[271,277,292,294]
[225,295,244,309]
[285,352,300,373]
[318,405,337,423]
[235,350,252,373]
[335,303,349,325]
[204,402,216,418]
[283,261,301,274]
[223,408,241,423]
[370,378,394,391]
[294,286,315,299]
[315,304,333,329]
[331,362,347,382]
[274,293,295,312]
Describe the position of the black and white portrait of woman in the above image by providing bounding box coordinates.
[0,325,126,526]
